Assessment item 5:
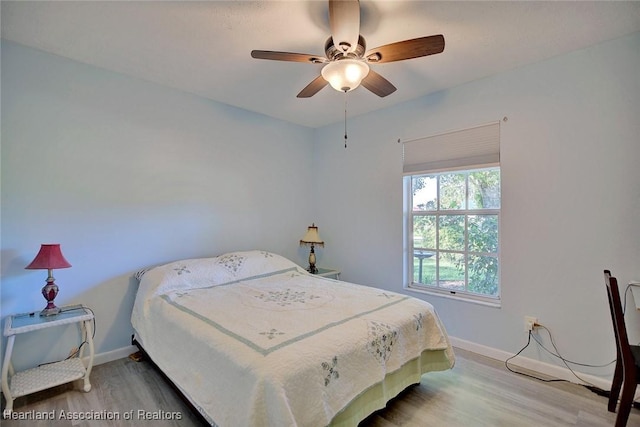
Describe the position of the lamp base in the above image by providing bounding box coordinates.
[40,306,61,317]
[41,280,60,317]
[307,245,318,274]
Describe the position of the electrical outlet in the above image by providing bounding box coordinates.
[524,316,538,332]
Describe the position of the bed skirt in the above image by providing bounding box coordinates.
[330,347,453,426]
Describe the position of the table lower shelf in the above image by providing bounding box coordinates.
[9,358,87,398]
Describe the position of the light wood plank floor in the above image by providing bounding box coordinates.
[2,347,638,426]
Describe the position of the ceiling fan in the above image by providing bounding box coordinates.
[250,0,445,98]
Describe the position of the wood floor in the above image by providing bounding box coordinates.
[2,347,638,426]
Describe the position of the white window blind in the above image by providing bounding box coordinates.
[403,122,500,175]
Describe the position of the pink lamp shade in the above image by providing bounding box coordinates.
[25,244,71,316]
[25,244,72,270]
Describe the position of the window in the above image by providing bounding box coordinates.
[406,168,500,301]
[402,122,501,304]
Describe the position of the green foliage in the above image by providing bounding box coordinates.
[469,169,501,209]
[411,168,500,297]
[438,215,464,251]
[413,215,436,248]
[439,173,465,209]
[468,255,498,295]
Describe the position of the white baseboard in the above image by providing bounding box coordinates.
[90,340,614,390]
[4,340,637,402]
[89,340,640,402]
[449,336,640,401]
[105,339,612,389]
[83,344,139,366]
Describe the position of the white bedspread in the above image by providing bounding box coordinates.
[132,251,454,427]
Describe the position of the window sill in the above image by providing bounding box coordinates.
[405,283,501,308]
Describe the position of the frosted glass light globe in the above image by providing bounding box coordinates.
[321,59,370,92]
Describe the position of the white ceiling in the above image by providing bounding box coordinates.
[2,1,639,128]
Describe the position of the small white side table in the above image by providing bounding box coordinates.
[2,305,95,417]
[315,268,341,280]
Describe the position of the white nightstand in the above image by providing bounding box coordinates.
[315,268,341,280]
[2,305,95,417]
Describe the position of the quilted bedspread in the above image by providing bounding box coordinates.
[132,251,454,427]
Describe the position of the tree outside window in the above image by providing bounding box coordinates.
[409,167,500,299]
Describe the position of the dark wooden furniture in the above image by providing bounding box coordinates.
[604,269,640,427]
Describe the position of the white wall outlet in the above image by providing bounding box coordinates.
[524,316,538,332]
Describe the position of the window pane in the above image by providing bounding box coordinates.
[468,215,498,253]
[438,215,465,251]
[469,169,500,209]
[438,253,465,291]
[413,215,436,249]
[438,173,466,210]
[468,255,499,296]
[412,176,437,211]
[405,165,500,301]
[413,251,436,285]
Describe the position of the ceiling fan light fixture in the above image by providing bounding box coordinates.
[321,59,370,92]
[251,1,445,99]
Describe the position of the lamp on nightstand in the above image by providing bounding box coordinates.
[300,223,324,274]
[25,244,72,316]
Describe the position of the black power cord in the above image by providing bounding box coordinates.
[64,306,96,360]
[506,283,640,409]
[505,323,614,387]
[505,329,566,383]
[37,306,97,366]
[506,321,640,409]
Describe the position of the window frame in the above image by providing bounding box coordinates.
[403,166,501,306]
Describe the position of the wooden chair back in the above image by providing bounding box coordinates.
[604,269,639,427]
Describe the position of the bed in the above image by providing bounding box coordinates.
[131,250,454,426]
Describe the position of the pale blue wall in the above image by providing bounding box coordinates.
[1,41,315,370]
[312,32,640,379]
[2,31,639,381]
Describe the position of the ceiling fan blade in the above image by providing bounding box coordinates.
[365,35,445,63]
[329,0,360,53]
[297,75,329,98]
[361,70,396,97]
[251,50,327,64]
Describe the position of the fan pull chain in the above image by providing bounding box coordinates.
[343,90,348,148]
